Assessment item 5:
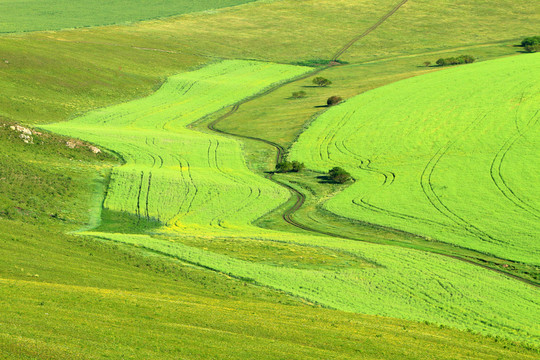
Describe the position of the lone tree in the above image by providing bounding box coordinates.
[423,61,431,67]
[312,76,332,87]
[328,167,352,184]
[327,96,343,106]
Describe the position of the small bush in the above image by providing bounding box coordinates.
[275,160,305,173]
[327,96,343,106]
[436,55,475,66]
[291,91,307,99]
[521,36,540,47]
[275,161,293,173]
[328,167,352,183]
[423,61,431,67]
[312,77,332,87]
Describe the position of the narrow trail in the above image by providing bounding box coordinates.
[331,0,409,61]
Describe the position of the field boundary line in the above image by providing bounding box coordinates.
[331,0,408,61]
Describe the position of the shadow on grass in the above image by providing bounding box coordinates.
[317,175,336,184]
[94,209,162,234]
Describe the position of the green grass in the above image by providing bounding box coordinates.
[42,60,310,229]
[0,0,256,33]
[3,221,538,359]
[1,0,540,357]
[0,119,114,226]
[290,54,540,265]
[89,230,540,345]
[1,0,537,127]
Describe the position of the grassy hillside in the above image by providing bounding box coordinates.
[290,54,540,265]
[0,0,256,33]
[1,0,539,357]
[3,221,539,359]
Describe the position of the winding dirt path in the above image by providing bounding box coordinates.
[202,0,539,286]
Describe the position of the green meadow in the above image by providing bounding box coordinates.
[290,54,540,265]
[1,0,540,357]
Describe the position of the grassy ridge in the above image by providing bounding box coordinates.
[0,0,256,33]
[43,61,310,229]
[290,54,540,265]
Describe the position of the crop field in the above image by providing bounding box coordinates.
[43,61,310,230]
[90,229,540,345]
[290,54,540,265]
[0,0,256,33]
[2,0,540,357]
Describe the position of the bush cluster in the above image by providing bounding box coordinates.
[328,167,352,183]
[275,160,305,173]
[521,36,540,53]
[436,55,475,66]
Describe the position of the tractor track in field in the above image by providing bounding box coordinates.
[201,0,539,286]
[207,101,539,288]
[331,0,408,61]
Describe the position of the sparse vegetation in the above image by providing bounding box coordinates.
[291,90,307,99]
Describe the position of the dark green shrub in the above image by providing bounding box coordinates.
[436,55,475,66]
[276,160,305,173]
[521,36,540,47]
[275,161,293,173]
[328,167,352,183]
[291,161,305,172]
[327,96,343,106]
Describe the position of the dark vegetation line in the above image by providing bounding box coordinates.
[331,0,409,61]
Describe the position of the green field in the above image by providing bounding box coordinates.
[90,229,540,345]
[0,0,256,33]
[1,0,540,357]
[4,221,539,359]
[290,54,540,265]
[43,60,310,230]
[39,57,540,345]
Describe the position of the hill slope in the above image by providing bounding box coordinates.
[290,54,540,265]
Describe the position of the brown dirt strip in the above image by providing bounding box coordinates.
[331,0,409,61]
